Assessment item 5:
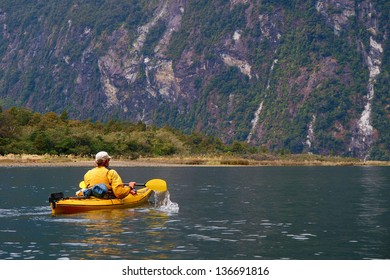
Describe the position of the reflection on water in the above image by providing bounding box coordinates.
[356,167,390,259]
[1,166,389,260]
[358,167,387,224]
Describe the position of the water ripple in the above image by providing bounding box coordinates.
[285,233,317,241]
[188,234,221,242]
[0,206,51,218]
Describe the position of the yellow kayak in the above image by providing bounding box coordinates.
[49,179,167,214]
[49,187,153,214]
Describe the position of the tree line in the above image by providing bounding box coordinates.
[0,106,258,158]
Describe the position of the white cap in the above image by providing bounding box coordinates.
[95,151,111,163]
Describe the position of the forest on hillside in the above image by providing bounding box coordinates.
[0,106,259,158]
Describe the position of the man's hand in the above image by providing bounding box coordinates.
[128,182,137,195]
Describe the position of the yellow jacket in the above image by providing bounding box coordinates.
[84,166,130,199]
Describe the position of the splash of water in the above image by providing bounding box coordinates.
[153,191,179,214]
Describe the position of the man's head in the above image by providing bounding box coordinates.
[95,151,111,166]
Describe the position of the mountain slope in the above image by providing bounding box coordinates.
[0,0,388,160]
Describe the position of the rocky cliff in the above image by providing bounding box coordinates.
[0,0,388,159]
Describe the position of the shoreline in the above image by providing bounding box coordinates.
[0,154,389,167]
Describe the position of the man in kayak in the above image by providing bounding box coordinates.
[83,151,136,198]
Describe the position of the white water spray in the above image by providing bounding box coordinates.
[153,191,179,214]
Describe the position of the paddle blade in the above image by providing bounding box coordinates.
[144,179,167,192]
[79,181,87,189]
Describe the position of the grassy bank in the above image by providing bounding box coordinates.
[0,153,389,167]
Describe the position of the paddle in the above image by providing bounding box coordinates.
[79,178,167,192]
[135,179,167,192]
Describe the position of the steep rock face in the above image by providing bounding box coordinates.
[96,0,185,122]
[313,0,385,159]
[316,0,355,35]
[0,0,388,159]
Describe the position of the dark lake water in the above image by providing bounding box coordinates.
[0,166,389,260]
